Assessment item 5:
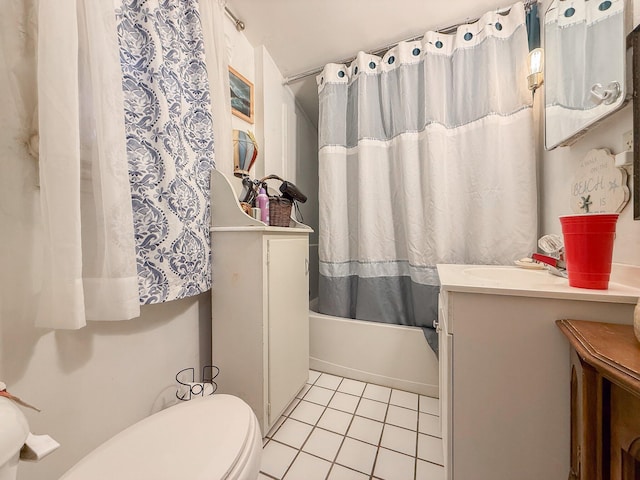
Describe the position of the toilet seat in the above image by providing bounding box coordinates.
[60,394,261,480]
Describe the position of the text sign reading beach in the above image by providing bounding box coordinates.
[571,149,629,214]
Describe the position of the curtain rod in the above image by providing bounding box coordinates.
[283,0,537,85]
[225,5,245,31]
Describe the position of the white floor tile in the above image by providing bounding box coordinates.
[355,398,388,422]
[336,437,378,475]
[315,373,343,390]
[337,378,366,397]
[328,464,369,480]
[419,412,441,437]
[263,376,444,480]
[266,415,287,438]
[272,418,314,449]
[261,441,298,479]
[419,395,439,415]
[418,433,444,465]
[302,427,343,461]
[374,447,416,480]
[362,384,391,403]
[346,415,383,445]
[416,459,445,480]
[289,400,325,425]
[303,385,335,406]
[284,451,332,480]
[328,392,360,414]
[308,370,322,385]
[390,389,419,410]
[381,424,417,456]
[386,404,418,431]
[296,383,311,399]
[283,398,300,417]
[317,407,353,435]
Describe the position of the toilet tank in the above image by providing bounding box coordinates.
[0,397,29,480]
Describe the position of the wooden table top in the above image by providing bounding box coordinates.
[557,319,640,395]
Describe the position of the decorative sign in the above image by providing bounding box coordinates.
[570,148,629,214]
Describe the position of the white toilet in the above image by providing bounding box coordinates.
[1,394,262,480]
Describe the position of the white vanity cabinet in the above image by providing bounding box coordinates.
[437,264,639,480]
[210,171,311,434]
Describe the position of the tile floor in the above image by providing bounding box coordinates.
[259,370,444,480]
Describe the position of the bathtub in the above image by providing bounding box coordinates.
[309,299,439,397]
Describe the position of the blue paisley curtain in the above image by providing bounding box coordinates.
[116,0,215,304]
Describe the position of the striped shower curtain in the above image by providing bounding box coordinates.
[316,2,537,350]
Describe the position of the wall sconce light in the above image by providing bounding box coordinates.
[528,48,544,92]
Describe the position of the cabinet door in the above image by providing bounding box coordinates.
[438,296,453,480]
[610,382,640,479]
[267,237,309,426]
[570,351,599,480]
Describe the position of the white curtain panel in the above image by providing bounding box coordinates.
[37,0,139,329]
[317,2,537,333]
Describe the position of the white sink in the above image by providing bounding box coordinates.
[462,266,565,286]
[453,264,640,299]
[610,264,640,290]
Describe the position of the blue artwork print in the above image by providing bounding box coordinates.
[117,0,215,305]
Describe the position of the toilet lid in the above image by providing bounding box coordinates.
[60,394,258,480]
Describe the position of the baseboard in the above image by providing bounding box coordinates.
[309,357,439,398]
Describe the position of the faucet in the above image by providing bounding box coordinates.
[531,251,568,278]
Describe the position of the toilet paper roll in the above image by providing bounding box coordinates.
[176,382,215,400]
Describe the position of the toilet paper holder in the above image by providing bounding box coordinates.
[175,366,220,401]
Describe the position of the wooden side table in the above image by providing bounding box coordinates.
[557,319,640,480]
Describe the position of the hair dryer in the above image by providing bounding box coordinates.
[279,181,307,203]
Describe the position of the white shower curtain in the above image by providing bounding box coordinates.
[317,2,537,337]
[37,0,139,328]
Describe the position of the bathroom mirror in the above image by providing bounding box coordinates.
[544,0,628,150]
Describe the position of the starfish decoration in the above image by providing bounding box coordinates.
[580,195,592,213]
[609,179,619,191]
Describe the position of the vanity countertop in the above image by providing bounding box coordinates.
[437,263,640,304]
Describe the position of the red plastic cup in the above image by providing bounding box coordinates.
[559,213,618,289]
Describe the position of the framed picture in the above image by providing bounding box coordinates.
[229,66,254,124]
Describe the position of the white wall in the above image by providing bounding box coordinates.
[294,105,320,298]
[540,105,640,266]
[220,18,256,194]
[223,17,320,298]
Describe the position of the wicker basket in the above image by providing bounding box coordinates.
[269,197,292,227]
